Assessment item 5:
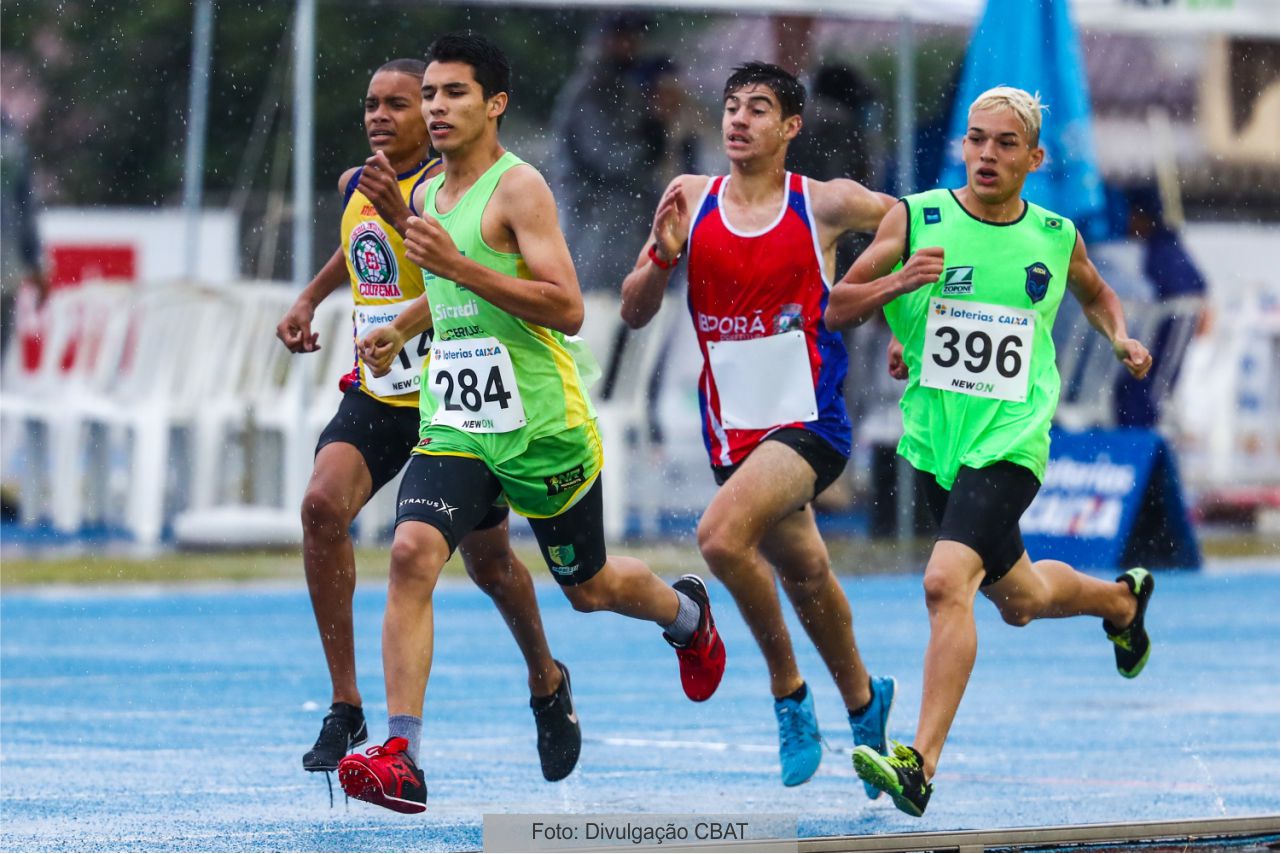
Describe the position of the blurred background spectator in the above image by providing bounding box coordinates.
[551,11,669,293]
[0,111,47,363]
[639,56,701,185]
[788,62,882,191]
[1112,185,1209,429]
[1,111,48,522]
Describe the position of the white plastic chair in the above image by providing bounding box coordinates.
[593,293,679,541]
[88,284,238,545]
[0,283,143,533]
[185,282,298,512]
[175,285,362,548]
[1,285,102,529]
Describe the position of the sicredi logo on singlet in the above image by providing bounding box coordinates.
[351,222,402,298]
[941,266,974,296]
[433,300,479,321]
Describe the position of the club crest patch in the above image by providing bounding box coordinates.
[350,222,401,296]
[1025,262,1052,304]
[547,544,577,574]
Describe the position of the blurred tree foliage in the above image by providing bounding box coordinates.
[1,0,594,205]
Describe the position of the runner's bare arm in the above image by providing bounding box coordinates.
[359,295,435,378]
[357,151,443,237]
[811,178,896,238]
[357,151,414,235]
[274,167,376,352]
[403,165,584,334]
[276,247,348,353]
[825,203,944,330]
[620,175,701,329]
[1066,235,1152,380]
[411,181,428,220]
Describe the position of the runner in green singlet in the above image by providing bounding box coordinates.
[332,33,727,815]
[825,87,1155,817]
[275,59,578,785]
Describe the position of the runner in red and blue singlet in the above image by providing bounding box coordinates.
[621,61,897,792]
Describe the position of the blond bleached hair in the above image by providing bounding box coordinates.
[968,86,1047,147]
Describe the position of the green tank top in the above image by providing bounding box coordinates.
[884,188,1078,488]
[416,151,596,463]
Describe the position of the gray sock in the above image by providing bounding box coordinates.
[663,589,701,645]
[388,714,423,764]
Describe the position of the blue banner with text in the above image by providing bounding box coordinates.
[1022,428,1201,570]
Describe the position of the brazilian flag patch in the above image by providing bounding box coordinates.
[1045,217,1062,230]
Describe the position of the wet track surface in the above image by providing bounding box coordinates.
[2,566,1277,851]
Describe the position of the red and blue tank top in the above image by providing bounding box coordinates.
[686,172,851,467]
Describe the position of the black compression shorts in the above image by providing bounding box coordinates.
[395,452,605,585]
[317,389,506,529]
[914,461,1042,586]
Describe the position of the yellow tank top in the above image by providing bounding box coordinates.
[339,157,438,406]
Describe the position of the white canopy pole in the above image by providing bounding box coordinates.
[288,0,317,515]
[181,0,214,282]
[291,0,315,288]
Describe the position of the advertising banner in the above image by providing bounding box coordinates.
[1022,428,1201,570]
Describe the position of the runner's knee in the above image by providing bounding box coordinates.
[697,521,749,572]
[389,525,450,587]
[300,486,354,537]
[994,595,1036,627]
[563,577,612,613]
[922,568,971,612]
[989,581,1044,626]
[778,556,831,599]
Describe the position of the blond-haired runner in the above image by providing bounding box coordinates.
[827,86,1155,816]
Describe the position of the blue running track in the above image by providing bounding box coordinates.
[2,564,1277,851]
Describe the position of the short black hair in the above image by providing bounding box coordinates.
[376,58,427,79]
[427,32,511,102]
[723,62,806,118]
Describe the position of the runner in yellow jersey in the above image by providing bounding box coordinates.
[274,59,579,784]
[339,34,726,815]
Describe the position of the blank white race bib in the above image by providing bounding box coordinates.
[427,336,526,433]
[920,298,1034,402]
[355,302,430,398]
[707,329,817,430]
